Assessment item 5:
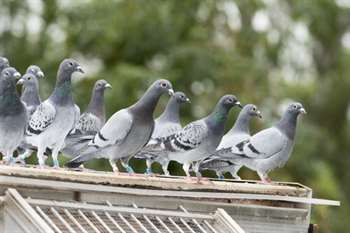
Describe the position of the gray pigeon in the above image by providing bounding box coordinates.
[152,95,242,180]
[134,91,190,175]
[0,67,27,164]
[24,58,84,168]
[65,79,174,174]
[61,79,112,158]
[200,104,262,179]
[229,102,306,183]
[15,69,45,164]
[0,57,9,72]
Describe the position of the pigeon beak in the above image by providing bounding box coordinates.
[37,71,44,79]
[186,98,191,103]
[168,89,174,96]
[257,110,263,119]
[76,66,84,73]
[299,108,307,114]
[13,72,21,79]
[105,83,112,89]
[236,101,243,108]
[16,78,24,85]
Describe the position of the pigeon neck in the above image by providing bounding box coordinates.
[21,83,41,106]
[50,71,74,106]
[228,112,251,134]
[206,104,229,132]
[130,88,161,116]
[276,111,298,140]
[0,82,23,115]
[86,89,105,123]
[158,97,180,123]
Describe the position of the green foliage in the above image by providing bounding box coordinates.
[0,0,349,232]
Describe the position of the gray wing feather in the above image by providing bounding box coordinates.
[89,109,133,148]
[27,100,56,135]
[243,127,286,159]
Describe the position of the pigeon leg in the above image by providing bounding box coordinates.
[4,150,14,165]
[257,171,271,184]
[109,159,119,174]
[121,160,134,175]
[145,159,153,176]
[216,171,225,180]
[229,165,242,180]
[193,161,202,180]
[51,147,60,169]
[15,149,33,165]
[161,160,170,176]
[183,163,194,182]
[37,147,46,168]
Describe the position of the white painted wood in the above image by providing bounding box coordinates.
[118,213,138,233]
[50,207,76,233]
[63,209,89,233]
[104,212,126,233]
[0,175,338,206]
[91,211,114,233]
[4,189,54,233]
[214,208,245,233]
[35,206,62,233]
[77,209,101,233]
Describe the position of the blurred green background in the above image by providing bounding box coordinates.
[0,0,349,232]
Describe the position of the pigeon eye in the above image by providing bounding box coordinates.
[161,83,167,88]
[28,77,31,80]
[5,72,9,76]
[253,107,256,111]
[293,105,297,109]
[69,62,73,66]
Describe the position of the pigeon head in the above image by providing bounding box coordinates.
[173,91,190,104]
[16,73,38,88]
[58,58,84,81]
[0,57,9,72]
[244,104,262,119]
[218,95,242,110]
[94,79,112,92]
[0,67,21,92]
[1,67,21,81]
[26,65,44,79]
[286,102,307,116]
[152,79,174,96]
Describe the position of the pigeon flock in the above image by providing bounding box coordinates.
[0,57,307,183]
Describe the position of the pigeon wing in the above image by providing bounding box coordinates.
[89,109,133,148]
[165,120,208,152]
[243,127,286,159]
[27,100,56,135]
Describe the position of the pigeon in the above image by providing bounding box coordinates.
[65,79,174,174]
[134,91,190,175]
[0,67,27,164]
[61,79,112,158]
[0,57,10,73]
[24,58,84,168]
[150,95,242,180]
[228,102,306,183]
[199,104,262,179]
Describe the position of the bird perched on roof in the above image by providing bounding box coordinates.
[19,66,45,116]
[0,67,27,164]
[0,57,9,72]
[65,79,174,174]
[134,91,190,175]
[228,102,306,183]
[200,104,262,179]
[61,79,112,158]
[149,95,242,181]
[24,58,84,168]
